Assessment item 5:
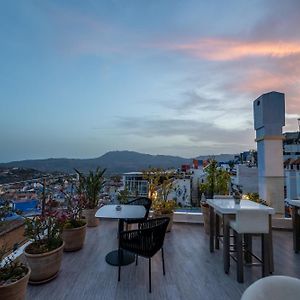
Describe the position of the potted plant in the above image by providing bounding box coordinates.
[144,168,177,232]
[231,184,243,205]
[0,245,31,300]
[61,191,87,252]
[75,168,106,227]
[117,188,130,204]
[23,200,65,284]
[152,199,176,232]
[200,159,231,234]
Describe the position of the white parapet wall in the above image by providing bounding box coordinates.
[173,212,203,223]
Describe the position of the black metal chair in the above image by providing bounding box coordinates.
[124,197,152,228]
[119,217,170,293]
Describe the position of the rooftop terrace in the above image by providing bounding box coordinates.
[26,220,300,300]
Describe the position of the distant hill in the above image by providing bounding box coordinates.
[0,151,236,174]
[196,154,236,163]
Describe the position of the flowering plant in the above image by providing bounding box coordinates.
[0,244,29,286]
[24,200,65,254]
[63,194,86,229]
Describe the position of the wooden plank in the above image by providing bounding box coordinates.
[26,221,300,300]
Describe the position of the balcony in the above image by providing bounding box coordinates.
[24,220,300,300]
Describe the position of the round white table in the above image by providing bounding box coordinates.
[95,204,146,266]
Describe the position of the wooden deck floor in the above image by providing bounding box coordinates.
[26,220,300,300]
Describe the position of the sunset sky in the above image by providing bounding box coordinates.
[1,0,300,162]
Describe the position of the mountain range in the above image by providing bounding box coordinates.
[0,151,236,174]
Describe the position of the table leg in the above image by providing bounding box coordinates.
[215,213,220,250]
[106,219,135,266]
[268,215,274,273]
[292,206,300,253]
[223,215,230,274]
[209,205,215,253]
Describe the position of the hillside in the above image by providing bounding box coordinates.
[0,151,236,174]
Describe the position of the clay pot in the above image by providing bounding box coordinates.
[0,267,30,300]
[153,212,174,232]
[62,223,87,252]
[24,241,64,284]
[82,208,99,227]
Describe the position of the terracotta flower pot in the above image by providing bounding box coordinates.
[82,208,99,227]
[62,223,87,252]
[24,241,64,284]
[153,212,174,232]
[0,267,30,300]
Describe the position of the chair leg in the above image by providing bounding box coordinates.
[162,247,165,275]
[118,252,121,282]
[236,233,244,283]
[136,254,138,266]
[149,258,152,293]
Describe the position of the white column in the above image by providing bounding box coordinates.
[253,91,285,215]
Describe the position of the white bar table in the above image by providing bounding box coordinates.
[96,204,146,266]
[287,199,300,253]
[207,199,275,274]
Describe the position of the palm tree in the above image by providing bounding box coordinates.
[75,168,106,209]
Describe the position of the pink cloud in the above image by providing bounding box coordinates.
[163,38,300,61]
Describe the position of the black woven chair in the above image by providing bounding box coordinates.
[119,217,170,293]
[124,197,152,228]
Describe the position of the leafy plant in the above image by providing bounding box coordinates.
[75,168,106,209]
[0,245,28,286]
[201,159,231,198]
[231,184,243,199]
[117,189,130,204]
[142,168,177,214]
[245,192,268,206]
[152,200,176,215]
[142,168,161,201]
[24,200,65,254]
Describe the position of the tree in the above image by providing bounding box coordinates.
[202,159,231,198]
[142,168,176,201]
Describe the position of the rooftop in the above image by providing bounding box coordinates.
[26,220,300,300]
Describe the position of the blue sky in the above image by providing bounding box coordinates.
[1,0,300,162]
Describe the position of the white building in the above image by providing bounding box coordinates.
[122,172,148,197]
[284,158,300,200]
[235,164,258,194]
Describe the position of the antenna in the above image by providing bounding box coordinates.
[298,118,300,143]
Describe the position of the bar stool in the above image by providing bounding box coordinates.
[229,209,270,283]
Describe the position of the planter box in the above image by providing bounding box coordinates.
[0,219,25,251]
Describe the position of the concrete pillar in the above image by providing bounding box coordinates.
[253,91,285,214]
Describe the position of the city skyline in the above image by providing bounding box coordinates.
[1,0,300,163]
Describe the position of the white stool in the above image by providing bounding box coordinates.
[241,276,300,300]
[229,209,270,283]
